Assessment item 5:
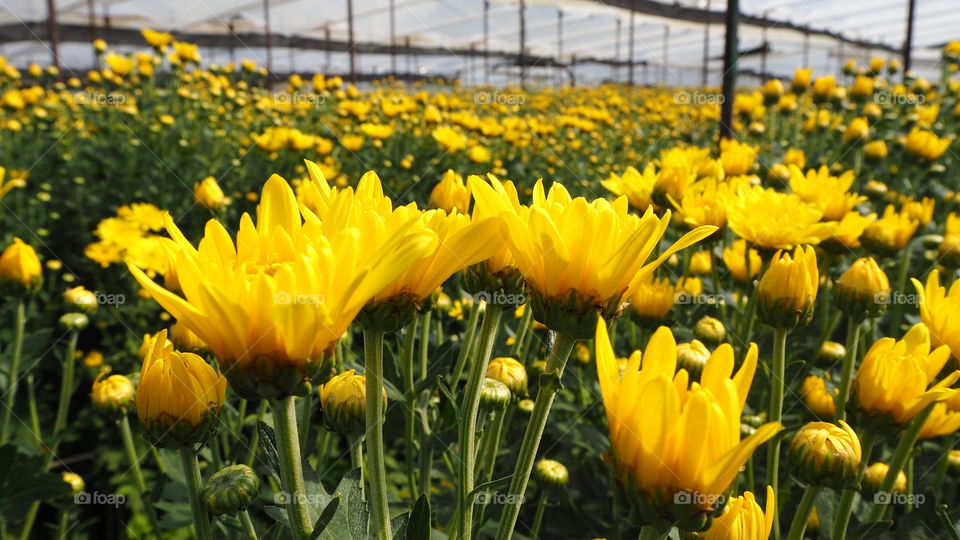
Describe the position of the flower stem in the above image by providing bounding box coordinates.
[835,317,862,421]
[363,329,392,540]
[120,415,147,492]
[833,431,877,540]
[401,316,419,500]
[179,449,213,540]
[271,396,313,540]
[53,329,80,437]
[452,303,483,385]
[349,435,365,500]
[240,509,259,540]
[529,490,549,539]
[865,403,936,525]
[888,244,913,335]
[494,331,577,540]
[766,326,788,540]
[786,485,822,540]
[0,300,26,444]
[458,303,504,540]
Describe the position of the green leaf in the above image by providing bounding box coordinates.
[257,420,281,479]
[405,495,431,540]
[391,511,410,539]
[0,444,71,524]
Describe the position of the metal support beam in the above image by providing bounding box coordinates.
[701,0,710,86]
[903,0,916,75]
[86,0,97,65]
[627,11,634,85]
[484,0,490,84]
[46,0,60,73]
[347,0,357,83]
[262,0,272,79]
[661,24,669,85]
[719,0,738,141]
[557,9,563,87]
[389,0,397,74]
[518,0,526,85]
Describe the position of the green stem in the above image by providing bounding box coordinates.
[363,330,392,540]
[709,249,728,322]
[56,508,68,540]
[298,391,313,454]
[271,396,313,540]
[120,415,147,492]
[786,485,822,540]
[452,303,483,385]
[906,454,916,512]
[240,509,259,540]
[420,310,432,380]
[767,327,788,540]
[529,491,549,539]
[511,307,533,358]
[833,431,877,540]
[180,449,213,540]
[350,435,365,500]
[246,400,269,467]
[494,331,578,540]
[835,317,862,421]
[401,316,419,500]
[53,329,80,437]
[478,407,507,485]
[458,304,504,540]
[888,244,913,335]
[17,505,38,540]
[864,403,936,526]
[0,300,25,444]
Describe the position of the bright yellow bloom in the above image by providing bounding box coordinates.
[171,41,201,63]
[919,390,960,440]
[630,275,676,322]
[835,257,889,319]
[359,122,394,139]
[864,140,888,159]
[824,211,875,250]
[791,68,813,93]
[129,173,437,399]
[601,164,655,211]
[788,165,865,221]
[429,170,471,213]
[468,145,491,163]
[783,148,806,169]
[855,323,959,426]
[861,205,918,253]
[137,330,226,448]
[842,117,869,144]
[812,76,836,100]
[689,251,712,275]
[673,178,733,229]
[92,370,135,413]
[726,184,832,250]
[104,52,134,76]
[432,126,467,152]
[849,76,874,99]
[863,462,907,493]
[722,239,761,283]
[789,420,861,488]
[194,176,229,210]
[468,175,522,275]
[474,179,714,336]
[701,486,775,540]
[901,197,935,226]
[801,376,836,418]
[0,237,42,290]
[141,28,173,48]
[719,139,757,176]
[905,127,950,161]
[757,246,818,328]
[913,270,960,362]
[595,321,781,522]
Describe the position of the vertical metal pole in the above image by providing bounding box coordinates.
[628,11,635,85]
[46,0,60,73]
[389,0,397,75]
[87,0,97,66]
[263,0,273,83]
[518,0,526,85]
[662,24,669,85]
[484,0,490,85]
[802,28,810,67]
[557,9,563,87]
[837,41,844,74]
[903,0,917,75]
[701,0,710,86]
[347,0,357,83]
[719,0,739,141]
[760,25,768,82]
[325,27,332,73]
[614,18,621,82]
[406,36,413,76]
[228,20,237,65]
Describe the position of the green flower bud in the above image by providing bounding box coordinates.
[534,458,569,488]
[789,420,861,489]
[486,357,528,398]
[203,464,260,516]
[518,399,535,415]
[479,378,512,410]
[693,316,726,345]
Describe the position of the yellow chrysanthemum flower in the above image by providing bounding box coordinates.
[429,170,471,214]
[722,239,762,283]
[788,165,865,221]
[595,321,781,528]
[861,205,918,254]
[601,164,656,212]
[913,270,960,362]
[823,211,876,251]
[726,184,832,250]
[701,486,775,540]
[919,390,960,440]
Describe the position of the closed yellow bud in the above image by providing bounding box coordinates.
[486,357,528,398]
[757,245,818,328]
[91,369,135,414]
[319,369,381,436]
[64,286,98,313]
[863,462,906,494]
[801,376,837,418]
[835,257,890,320]
[429,170,470,213]
[677,340,711,381]
[194,176,228,210]
[62,472,85,494]
[0,237,42,292]
[818,341,846,366]
[694,316,726,345]
[789,420,861,489]
[864,140,888,160]
[137,330,226,449]
[701,486,775,540]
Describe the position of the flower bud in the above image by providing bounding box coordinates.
[0,238,42,294]
[203,464,260,516]
[534,458,569,489]
[939,235,960,268]
[319,370,382,437]
[63,286,98,313]
[818,341,847,366]
[677,340,711,381]
[768,163,791,183]
[694,316,726,345]
[948,449,960,472]
[789,420,861,489]
[59,312,89,331]
[800,376,837,418]
[479,378,512,410]
[486,357,528,398]
[194,176,229,210]
[863,462,906,495]
[518,398,535,415]
[835,257,890,320]
[62,472,85,494]
[757,246,818,328]
[91,369,135,414]
[807,507,820,535]
[137,330,226,450]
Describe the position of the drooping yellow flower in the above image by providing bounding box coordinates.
[137,330,226,449]
[474,179,714,336]
[788,165,865,221]
[757,245,818,328]
[129,173,437,399]
[194,176,229,210]
[913,270,960,362]
[601,164,656,211]
[801,375,837,418]
[854,323,959,427]
[701,486,775,540]
[594,321,781,526]
[429,170,471,214]
[726,184,832,250]
[861,205,918,254]
[722,239,762,283]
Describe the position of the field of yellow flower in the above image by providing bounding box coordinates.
[3,31,960,540]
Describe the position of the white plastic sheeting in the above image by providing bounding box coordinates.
[0,0,956,85]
